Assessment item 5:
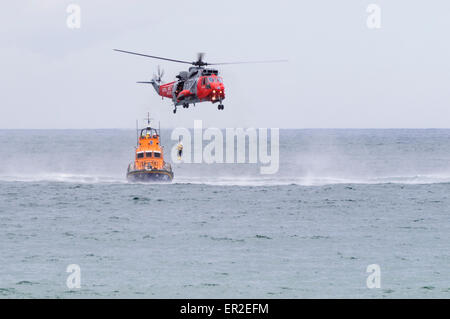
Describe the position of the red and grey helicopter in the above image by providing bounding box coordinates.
[114,49,286,114]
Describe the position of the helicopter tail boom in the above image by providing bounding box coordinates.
[137,80,160,95]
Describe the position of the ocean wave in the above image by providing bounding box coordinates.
[0,173,126,184]
[1,173,450,186]
[172,174,450,186]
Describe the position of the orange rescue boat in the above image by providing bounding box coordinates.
[126,116,173,182]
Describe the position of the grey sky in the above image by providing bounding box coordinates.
[1,1,449,129]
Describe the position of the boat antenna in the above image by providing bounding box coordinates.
[145,112,154,129]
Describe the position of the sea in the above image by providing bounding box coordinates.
[1,129,450,298]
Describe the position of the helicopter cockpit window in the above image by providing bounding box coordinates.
[208,77,214,83]
[202,77,206,85]
[217,77,223,83]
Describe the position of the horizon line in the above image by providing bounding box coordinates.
[1,127,450,130]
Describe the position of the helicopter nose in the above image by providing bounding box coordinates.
[214,82,224,91]
[211,84,225,101]
[213,83,224,92]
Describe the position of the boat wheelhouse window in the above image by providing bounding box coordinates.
[154,152,161,158]
[146,152,152,158]
[137,152,144,159]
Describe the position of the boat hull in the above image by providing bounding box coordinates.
[126,169,174,183]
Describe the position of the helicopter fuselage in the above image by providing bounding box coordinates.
[153,67,225,108]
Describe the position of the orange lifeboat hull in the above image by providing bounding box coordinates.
[126,168,173,182]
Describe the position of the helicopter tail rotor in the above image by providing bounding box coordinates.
[152,65,165,83]
[138,66,163,94]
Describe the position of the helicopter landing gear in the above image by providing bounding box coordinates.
[183,103,189,109]
[218,104,224,110]
[173,107,177,114]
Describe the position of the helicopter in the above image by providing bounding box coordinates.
[114,49,286,114]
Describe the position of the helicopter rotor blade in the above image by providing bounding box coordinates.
[208,59,288,65]
[114,49,193,65]
[115,49,287,67]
